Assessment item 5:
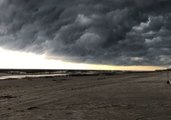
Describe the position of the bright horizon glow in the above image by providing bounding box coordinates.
[0,47,166,71]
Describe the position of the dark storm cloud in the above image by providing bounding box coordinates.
[0,0,171,65]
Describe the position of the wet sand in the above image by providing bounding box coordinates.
[0,71,171,120]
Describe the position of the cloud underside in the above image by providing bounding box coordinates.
[0,0,171,66]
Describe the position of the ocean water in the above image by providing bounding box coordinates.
[0,74,67,80]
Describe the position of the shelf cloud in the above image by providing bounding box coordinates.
[0,0,171,66]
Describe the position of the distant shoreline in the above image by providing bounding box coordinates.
[0,74,67,80]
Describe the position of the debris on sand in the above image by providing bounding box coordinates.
[0,95,16,99]
[27,106,39,110]
[167,80,171,84]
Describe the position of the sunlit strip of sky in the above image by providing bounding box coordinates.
[0,47,165,71]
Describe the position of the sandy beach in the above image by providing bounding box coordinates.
[0,71,171,120]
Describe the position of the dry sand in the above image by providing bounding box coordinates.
[0,72,171,120]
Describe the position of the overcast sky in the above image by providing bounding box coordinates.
[0,0,171,66]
